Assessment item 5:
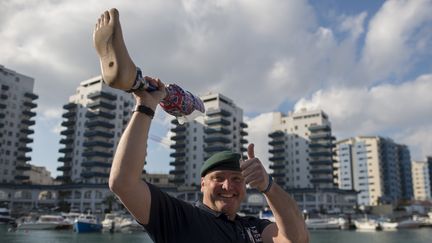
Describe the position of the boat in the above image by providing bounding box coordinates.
[379,216,422,229]
[354,215,379,231]
[73,214,102,233]
[118,217,144,233]
[101,213,124,232]
[17,215,71,230]
[0,208,15,224]
[259,210,275,222]
[305,217,342,230]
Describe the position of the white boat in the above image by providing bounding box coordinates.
[0,208,15,224]
[119,217,144,233]
[396,218,421,228]
[305,218,341,230]
[354,217,379,231]
[17,215,71,230]
[101,213,124,232]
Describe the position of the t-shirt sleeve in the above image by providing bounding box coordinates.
[140,183,196,243]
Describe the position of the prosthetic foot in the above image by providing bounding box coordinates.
[93,8,136,90]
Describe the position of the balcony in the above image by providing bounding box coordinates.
[58,147,73,153]
[16,164,31,171]
[169,170,185,175]
[269,164,285,170]
[58,156,73,162]
[81,172,110,178]
[309,151,334,157]
[87,100,116,110]
[170,126,186,133]
[309,143,333,149]
[0,103,6,109]
[308,125,331,132]
[171,135,186,141]
[268,131,284,138]
[240,122,248,128]
[62,110,76,118]
[269,156,285,162]
[61,120,75,127]
[83,141,113,148]
[269,140,284,146]
[0,94,7,100]
[22,119,36,126]
[17,156,31,162]
[57,165,72,171]
[204,145,228,153]
[170,160,186,166]
[82,161,111,168]
[88,91,117,101]
[22,110,36,117]
[309,168,333,174]
[205,127,230,135]
[60,138,74,144]
[18,146,32,153]
[269,148,285,154]
[240,138,248,144]
[20,128,34,135]
[170,143,186,149]
[84,130,114,139]
[82,151,112,158]
[60,129,75,136]
[240,130,248,136]
[204,136,231,144]
[85,120,115,129]
[23,101,37,109]
[205,117,231,126]
[206,108,231,117]
[310,178,334,184]
[19,137,33,143]
[63,103,77,110]
[309,159,334,166]
[170,152,186,158]
[271,173,285,178]
[85,110,116,119]
[24,92,38,100]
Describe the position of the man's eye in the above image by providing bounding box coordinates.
[214,176,224,182]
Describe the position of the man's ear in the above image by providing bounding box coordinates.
[200,177,205,192]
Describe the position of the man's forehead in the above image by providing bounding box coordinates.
[207,170,243,177]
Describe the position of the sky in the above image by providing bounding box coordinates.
[1,0,432,177]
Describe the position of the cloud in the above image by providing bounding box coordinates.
[361,0,432,82]
[245,112,274,170]
[293,74,432,160]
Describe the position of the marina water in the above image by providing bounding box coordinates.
[1,225,432,243]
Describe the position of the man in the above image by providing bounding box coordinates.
[94,8,308,243]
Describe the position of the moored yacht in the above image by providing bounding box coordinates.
[73,214,102,233]
[17,215,71,230]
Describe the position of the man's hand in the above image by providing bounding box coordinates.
[133,76,167,110]
[240,144,269,192]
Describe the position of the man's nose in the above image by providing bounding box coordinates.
[222,179,232,190]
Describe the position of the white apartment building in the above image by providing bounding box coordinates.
[57,76,134,184]
[169,93,248,186]
[411,160,431,200]
[268,109,336,189]
[0,65,38,184]
[335,136,412,206]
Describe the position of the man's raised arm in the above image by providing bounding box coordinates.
[108,77,166,225]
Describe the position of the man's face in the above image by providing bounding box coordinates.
[201,170,246,218]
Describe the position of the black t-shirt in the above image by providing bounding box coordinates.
[141,183,272,243]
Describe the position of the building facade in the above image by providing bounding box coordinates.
[0,65,38,184]
[335,136,413,206]
[268,109,336,189]
[24,165,55,185]
[169,93,248,186]
[57,76,135,185]
[411,160,431,200]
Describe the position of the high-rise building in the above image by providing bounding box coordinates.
[57,76,134,184]
[335,136,412,206]
[411,160,431,200]
[268,109,336,189]
[0,65,38,184]
[169,93,248,186]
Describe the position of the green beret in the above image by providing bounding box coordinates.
[200,151,241,177]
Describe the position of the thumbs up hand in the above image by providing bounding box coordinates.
[240,144,269,192]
